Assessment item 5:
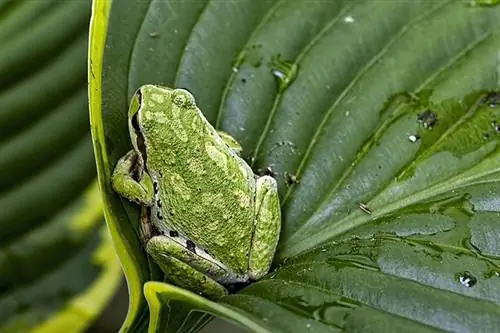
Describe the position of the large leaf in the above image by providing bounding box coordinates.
[0,1,122,332]
[90,0,500,332]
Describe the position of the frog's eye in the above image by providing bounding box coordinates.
[172,89,195,108]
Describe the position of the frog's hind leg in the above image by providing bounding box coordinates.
[111,150,154,205]
[146,235,229,299]
[248,175,281,280]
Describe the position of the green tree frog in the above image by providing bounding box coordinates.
[111,85,281,299]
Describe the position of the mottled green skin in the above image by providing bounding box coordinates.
[112,85,281,297]
[139,85,257,273]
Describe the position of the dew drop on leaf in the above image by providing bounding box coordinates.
[343,15,355,23]
[491,121,500,132]
[417,110,438,129]
[408,134,420,143]
[270,54,298,93]
[457,271,477,287]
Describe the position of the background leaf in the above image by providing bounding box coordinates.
[0,1,122,332]
[91,0,500,332]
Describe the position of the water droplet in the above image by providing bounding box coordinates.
[457,271,477,287]
[149,31,160,38]
[408,134,420,143]
[483,132,490,139]
[344,16,355,23]
[232,67,239,73]
[285,172,300,185]
[417,110,437,129]
[491,121,500,132]
[345,111,350,117]
[270,54,298,93]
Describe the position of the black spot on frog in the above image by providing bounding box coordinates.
[186,240,196,253]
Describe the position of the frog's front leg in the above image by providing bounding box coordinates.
[248,175,281,280]
[111,150,154,205]
[146,235,229,299]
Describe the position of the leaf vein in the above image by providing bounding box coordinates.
[214,0,287,129]
[282,0,451,205]
[250,2,355,165]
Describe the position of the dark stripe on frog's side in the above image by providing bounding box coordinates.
[131,90,149,170]
[186,240,196,253]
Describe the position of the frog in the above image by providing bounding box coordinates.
[111,85,281,299]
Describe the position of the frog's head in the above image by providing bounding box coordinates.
[127,85,197,160]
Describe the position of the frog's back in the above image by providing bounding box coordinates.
[142,89,255,273]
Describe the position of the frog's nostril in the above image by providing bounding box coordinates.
[173,94,187,107]
[173,89,195,108]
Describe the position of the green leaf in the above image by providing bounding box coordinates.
[0,2,122,332]
[144,282,268,333]
[90,0,500,332]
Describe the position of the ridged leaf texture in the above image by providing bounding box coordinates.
[0,1,122,332]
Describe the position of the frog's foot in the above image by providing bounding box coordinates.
[147,235,233,299]
[111,150,154,205]
[217,130,242,156]
[248,175,281,280]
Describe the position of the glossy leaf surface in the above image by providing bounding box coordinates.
[90,1,500,332]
